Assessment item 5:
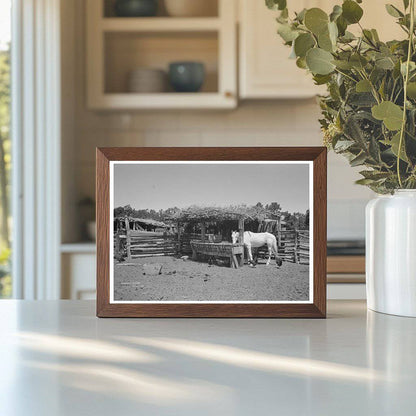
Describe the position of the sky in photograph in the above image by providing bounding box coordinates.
[114,163,310,213]
[0,0,11,50]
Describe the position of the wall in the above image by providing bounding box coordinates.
[62,0,374,243]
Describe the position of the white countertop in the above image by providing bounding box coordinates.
[0,300,414,415]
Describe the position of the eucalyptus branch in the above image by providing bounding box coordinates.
[397,0,415,188]
[267,0,416,193]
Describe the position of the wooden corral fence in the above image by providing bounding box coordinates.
[257,229,310,264]
[115,227,309,265]
[115,231,176,260]
[296,230,310,264]
[178,233,201,255]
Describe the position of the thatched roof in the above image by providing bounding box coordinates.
[168,205,281,223]
[114,216,169,228]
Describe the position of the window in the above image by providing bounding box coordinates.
[0,0,11,298]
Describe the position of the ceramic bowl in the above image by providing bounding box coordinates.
[114,0,158,17]
[168,62,205,93]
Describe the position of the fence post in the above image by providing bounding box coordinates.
[126,230,132,261]
[294,230,299,264]
[201,222,206,242]
[115,232,121,259]
[277,217,282,247]
[238,218,245,264]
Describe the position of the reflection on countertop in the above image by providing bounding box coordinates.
[0,300,415,415]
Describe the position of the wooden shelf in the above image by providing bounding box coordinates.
[101,17,221,32]
[89,92,235,110]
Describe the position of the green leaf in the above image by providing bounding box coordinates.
[401,61,416,76]
[350,53,368,69]
[334,139,355,152]
[295,8,307,22]
[407,82,416,99]
[277,23,299,42]
[349,92,377,107]
[363,29,375,44]
[306,48,335,75]
[356,79,372,93]
[266,0,287,11]
[350,152,368,167]
[342,0,363,24]
[369,136,381,162]
[356,178,377,185]
[317,22,338,52]
[313,74,332,85]
[340,31,356,42]
[403,0,410,9]
[344,114,368,147]
[318,31,333,52]
[336,15,348,36]
[330,5,343,22]
[280,8,289,19]
[328,21,338,45]
[304,8,329,35]
[375,56,395,70]
[333,59,353,70]
[360,170,391,180]
[296,57,307,69]
[371,29,380,42]
[294,33,315,57]
[372,101,404,130]
[385,4,403,18]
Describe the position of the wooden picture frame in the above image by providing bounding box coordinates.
[97,147,327,318]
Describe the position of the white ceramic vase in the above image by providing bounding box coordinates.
[366,190,416,317]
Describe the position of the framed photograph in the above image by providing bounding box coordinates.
[96,147,327,318]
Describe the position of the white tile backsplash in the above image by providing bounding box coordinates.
[72,85,371,241]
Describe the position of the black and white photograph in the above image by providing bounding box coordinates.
[110,161,313,303]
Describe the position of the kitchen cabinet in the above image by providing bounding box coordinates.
[61,244,96,300]
[86,0,237,109]
[239,0,324,99]
[238,0,404,99]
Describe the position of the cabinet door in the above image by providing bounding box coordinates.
[239,0,403,99]
[239,0,320,99]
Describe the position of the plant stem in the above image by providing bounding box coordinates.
[397,0,415,188]
[358,69,380,104]
[334,68,357,83]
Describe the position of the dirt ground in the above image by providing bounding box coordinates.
[114,256,310,302]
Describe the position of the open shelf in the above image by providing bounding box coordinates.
[86,0,236,109]
[104,31,219,94]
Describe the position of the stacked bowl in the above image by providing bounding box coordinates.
[164,0,217,17]
[127,68,167,93]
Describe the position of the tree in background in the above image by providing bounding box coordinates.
[0,44,11,297]
[0,46,10,247]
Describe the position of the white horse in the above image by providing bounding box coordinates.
[231,231,283,267]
